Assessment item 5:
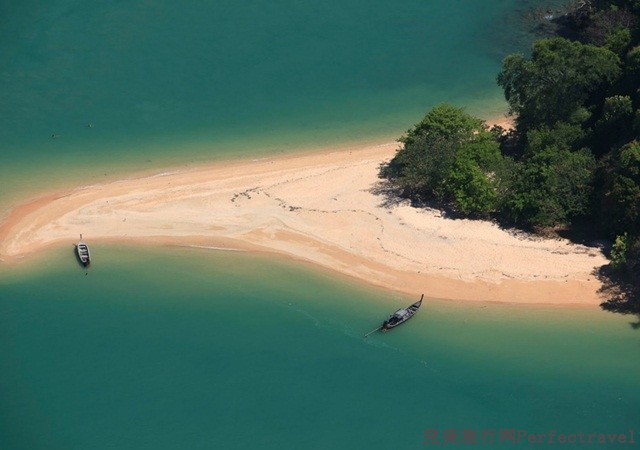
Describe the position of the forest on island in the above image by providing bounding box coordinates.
[380,0,640,312]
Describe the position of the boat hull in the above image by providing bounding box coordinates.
[380,295,423,331]
[76,242,91,267]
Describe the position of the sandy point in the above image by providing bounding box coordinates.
[0,137,608,306]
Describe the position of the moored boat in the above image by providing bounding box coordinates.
[76,234,91,267]
[381,294,423,331]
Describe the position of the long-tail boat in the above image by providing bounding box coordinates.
[382,294,423,331]
[364,294,423,337]
[76,234,91,267]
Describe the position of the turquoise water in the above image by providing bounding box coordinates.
[0,0,563,205]
[1,246,638,449]
[3,2,638,449]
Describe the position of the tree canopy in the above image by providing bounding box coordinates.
[497,38,621,131]
[380,0,640,307]
[400,103,485,145]
[381,105,510,217]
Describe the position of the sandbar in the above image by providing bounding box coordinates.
[0,134,608,306]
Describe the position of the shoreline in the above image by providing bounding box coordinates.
[0,113,514,213]
[1,235,605,309]
[0,123,610,307]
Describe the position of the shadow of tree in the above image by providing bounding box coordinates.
[369,177,409,209]
[374,165,639,329]
[369,179,475,222]
[595,264,640,328]
[369,177,604,243]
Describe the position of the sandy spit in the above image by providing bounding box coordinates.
[0,136,608,306]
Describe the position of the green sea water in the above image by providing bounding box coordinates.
[2,1,638,449]
[1,246,639,449]
[0,0,564,206]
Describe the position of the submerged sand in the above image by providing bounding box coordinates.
[0,139,608,306]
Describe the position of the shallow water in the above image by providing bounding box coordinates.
[0,246,638,449]
[0,0,563,206]
[3,2,636,449]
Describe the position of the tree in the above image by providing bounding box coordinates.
[497,38,621,131]
[525,121,586,156]
[400,103,485,146]
[593,95,635,149]
[446,135,512,216]
[581,7,637,50]
[600,95,634,123]
[506,147,596,227]
[598,141,640,235]
[380,104,511,215]
[594,0,640,14]
[623,45,640,95]
[381,132,459,201]
[448,159,497,215]
[611,232,631,269]
[626,45,640,76]
[382,104,487,200]
[610,233,640,291]
[604,26,632,54]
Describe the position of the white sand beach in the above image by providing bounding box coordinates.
[0,134,608,306]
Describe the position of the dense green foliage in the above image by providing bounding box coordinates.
[611,232,631,269]
[400,103,485,145]
[506,147,596,226]
[380,0,640,302]
[381,105,510,217]
[448,134,511,215]
[497,38,621,129]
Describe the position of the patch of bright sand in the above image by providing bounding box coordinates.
[0,136,608,306]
